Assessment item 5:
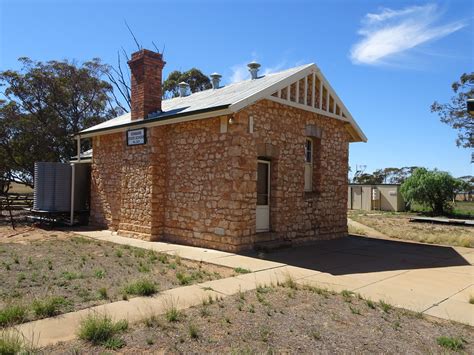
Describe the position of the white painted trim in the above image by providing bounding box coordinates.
[78,108,233,139]
[316,70,367,141]
[267,95,352,123]
[229,63,315,112]
[69,163,75,226]
[304,76,308,105]
[326,88,330,112]
[76,137,81,162]
[311,73,315,108]
[319,77,323,109]
[296,80,300,104]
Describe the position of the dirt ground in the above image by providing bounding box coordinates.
[45,283,474,354]
[0,226,232,325]
[348,210,474,248]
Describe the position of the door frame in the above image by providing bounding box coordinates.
[256,159,271,233]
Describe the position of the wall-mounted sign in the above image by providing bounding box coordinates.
[127,128,146,146]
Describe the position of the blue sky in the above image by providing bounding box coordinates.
[1,0,473,177]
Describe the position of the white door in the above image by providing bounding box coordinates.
[256,160,270,232]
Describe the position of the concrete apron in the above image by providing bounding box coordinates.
[10,230,474,348]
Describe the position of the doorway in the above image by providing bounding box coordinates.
[256,160,270,232]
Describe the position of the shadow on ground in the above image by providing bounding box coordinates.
[244,235,471,276]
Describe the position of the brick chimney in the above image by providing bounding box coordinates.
[128,49,166,120]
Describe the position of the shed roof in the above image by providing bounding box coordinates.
[79,63,366,142]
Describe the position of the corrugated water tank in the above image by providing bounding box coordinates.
[33,162,90,212]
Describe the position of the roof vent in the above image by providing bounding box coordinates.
[178,82,189,97]
[247,61,261,80]
[210,72,222,89]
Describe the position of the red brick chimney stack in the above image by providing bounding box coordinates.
[128,49,166,120]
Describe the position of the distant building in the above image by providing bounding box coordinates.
[348,184,405,212]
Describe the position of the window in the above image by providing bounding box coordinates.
[304,138,313,191]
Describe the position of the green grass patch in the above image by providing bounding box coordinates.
[123,279,158,296]
[0,330,29,354]
[436,336,465,351]
[176,271,205,285]
[77,313,128,346]
[94,269,106,279]
[62,271,82,280]
[365,299,376,309]
[0,305,27,327]
[31,296,68,318]
[379,300,393,313]
[188,323,199,339]
[98,287,108,300]
[234,267,251,274]
[165,305,181,322]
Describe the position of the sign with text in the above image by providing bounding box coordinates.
[127,128,147,146]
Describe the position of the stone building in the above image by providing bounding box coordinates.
[77,49,366,252]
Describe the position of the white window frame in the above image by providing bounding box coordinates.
[304,138,313,192]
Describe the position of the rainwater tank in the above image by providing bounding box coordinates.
[33,162,72,212]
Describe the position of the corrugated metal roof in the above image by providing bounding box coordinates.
[80,64,312,134]
[78,63,366,143]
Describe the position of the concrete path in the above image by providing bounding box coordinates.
[11,230,474,348]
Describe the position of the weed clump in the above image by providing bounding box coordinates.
[32,296,68,318]
[0,305,27,327]
[436,336,465,351]
[77,313,128,348]
[123,279,158,296]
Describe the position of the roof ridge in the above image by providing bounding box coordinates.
[163,63,313,103]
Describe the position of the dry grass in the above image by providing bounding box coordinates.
[348,211,474,248]
[347,224,367,236]
[45,284,474,354]
[0,228,231,326]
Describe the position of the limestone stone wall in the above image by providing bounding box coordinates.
[235,99,349,245]
[90,99,349,251]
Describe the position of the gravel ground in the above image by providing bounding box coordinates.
[46,283,474,354]
[0,226,232,325]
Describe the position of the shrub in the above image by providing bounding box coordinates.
[436,336,465,351]
[77,313,128,345]
[32,296,67,318]
[401,168,458,215]
[0,305,27,327]
[123,279,157,296]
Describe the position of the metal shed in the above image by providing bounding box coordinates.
[348,184,405,212]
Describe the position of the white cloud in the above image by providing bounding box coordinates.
[350,4,466,65]
[229,64,248,83]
